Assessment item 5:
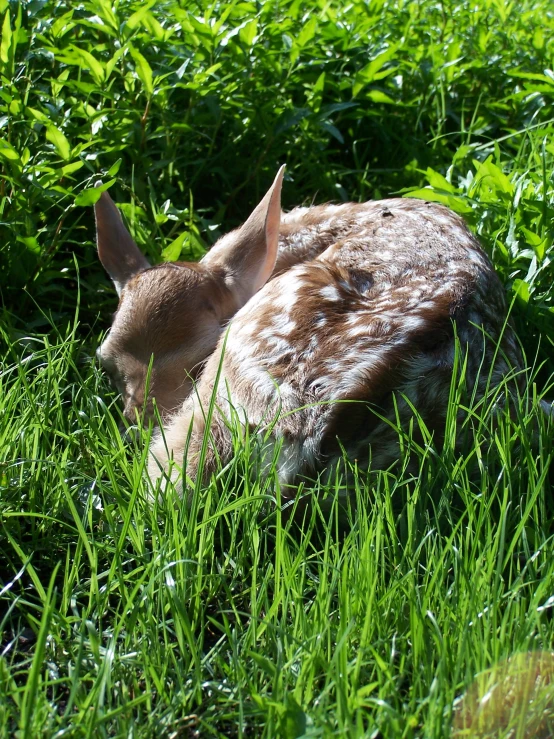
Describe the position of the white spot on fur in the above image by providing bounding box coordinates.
[320,285,340,301]
[258,329,292,355]
[271,273,305,310]
[347,320,391,338]
[271,313,296,334]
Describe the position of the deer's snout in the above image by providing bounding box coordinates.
[124,400,156,424]
[118,399,155,440]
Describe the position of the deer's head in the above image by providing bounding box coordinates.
[95,167,284,422]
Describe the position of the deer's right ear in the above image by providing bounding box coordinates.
[200,166,285,307]
[95,191,150,296]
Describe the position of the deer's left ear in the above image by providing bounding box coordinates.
[95,191,150,296]
[200,165,285,306]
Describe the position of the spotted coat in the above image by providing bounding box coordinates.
[149,198,521,493]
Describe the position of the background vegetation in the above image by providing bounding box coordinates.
[1,0,553,736]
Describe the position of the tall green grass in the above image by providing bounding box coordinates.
[1,0,554,735]
[1,322,553,736]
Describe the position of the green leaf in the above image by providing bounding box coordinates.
[105,46,125,81]
[92,0,119,31]
[297,16,317,47]
[509,70,554,84]
[406,189,473,214]
[107,158,122,176]
[0,10,12,67]
[204,63,222,77]
[320,121,344,143]
[45,124,71,161]
[17,236,40,254]
[473,156,514,198]
[61,161,84,177]
[161,231,187,261]
[353,46,398,97]
[310,71,325,112]
[74,179,116,207]
[126,1,157,31]
[313,72,325,95]
[239,18,257,47]
[366,89,395,104]
[512,278,530,303]
[130,47,154,96]
[51,68,70,98]
[142,11,168,42]
[50,11,75,39]
[69,45,105,85]
[26,106,49,123]
[521,227,549,261]
[280,696,312,739]
[425,167,456,192]
[532,27,544,50]
[0,138,20,161]
[356,681,380,699]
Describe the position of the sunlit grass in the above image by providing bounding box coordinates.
[1,321,553,736]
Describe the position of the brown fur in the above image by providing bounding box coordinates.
[147,193,522,495]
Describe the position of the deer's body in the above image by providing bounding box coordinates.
[148,199,520,491]
[94,169,521,496]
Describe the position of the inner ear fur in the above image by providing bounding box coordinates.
[201,165,285,306]
[95,190,150,295]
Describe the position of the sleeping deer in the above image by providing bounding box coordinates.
[95,168,524,494]
[96,167,379,422]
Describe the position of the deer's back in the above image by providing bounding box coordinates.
[202,199,519,484]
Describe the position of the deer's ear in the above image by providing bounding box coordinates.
[201,165,285,306]
[95,191,150,296]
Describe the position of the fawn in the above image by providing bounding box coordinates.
[95,168,525,494]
